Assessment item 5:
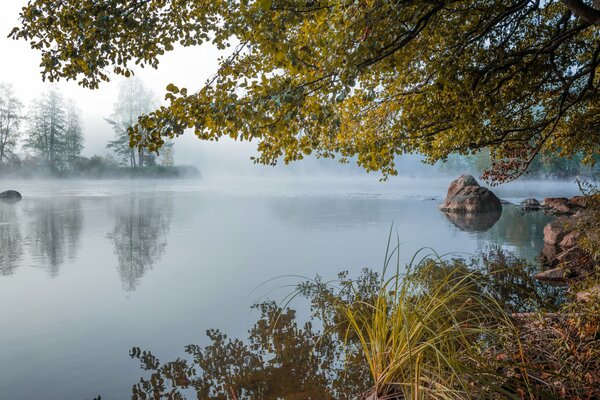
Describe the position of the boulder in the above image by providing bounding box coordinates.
[559,231,580,249]
[520,198,540,211]
[541,243,560,265]
[541,197,582,215]
[569,196,589,208]
[543,216,571,246]
[0,190,22,203]
[439,175,502,214]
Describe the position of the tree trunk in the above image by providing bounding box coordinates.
[138,148,144,168]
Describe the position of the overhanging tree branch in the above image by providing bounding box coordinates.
[561,0,600,24]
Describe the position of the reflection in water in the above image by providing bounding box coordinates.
[486,206,555,261]
[129,301,370,400]
[269,197,383,230]
[125,252,561,400]
[442,209,502,232]
[108,194,173,291]
[0,204,23,276]
[27,199,83,277]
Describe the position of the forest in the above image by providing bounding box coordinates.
[0,78,199,178]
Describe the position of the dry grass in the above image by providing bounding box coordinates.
[334,245,533,400]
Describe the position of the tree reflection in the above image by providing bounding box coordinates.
[27,198,83,277]
[486,206,555,261]
[129,301,370,400]
[124,249,559,400]
[108,194,173,291]
[0,203,23,275]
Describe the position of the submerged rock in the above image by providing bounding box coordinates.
[439,175,502,214]
[0,190,22,202]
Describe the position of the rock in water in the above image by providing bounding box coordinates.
[520,198,540,211]
[541,197,582,215]
[439,175,502,214]
[0,190,22,202]
[543,216,571,246]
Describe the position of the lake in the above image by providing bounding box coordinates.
[0,177,579,399]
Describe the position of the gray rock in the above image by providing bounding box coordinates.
[520,198,540,210]
[0,190,22,203]
[439,175,502,214]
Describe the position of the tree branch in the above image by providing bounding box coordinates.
[561,0,600,24]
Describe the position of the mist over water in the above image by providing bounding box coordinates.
[0,175,580,399]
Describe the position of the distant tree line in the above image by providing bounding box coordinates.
[0,78,188,178]
[441,150,600,180]
[0,83,84,172]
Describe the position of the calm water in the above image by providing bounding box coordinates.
[0,177,579,399]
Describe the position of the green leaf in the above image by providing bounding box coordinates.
[258,0,272,11]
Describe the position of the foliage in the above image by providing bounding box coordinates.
[514,302,600,399]
[329,248,534,399]
[0,83,23,165]
[119,247,580,400]
[0,155,199,179]
[127,301,369,400]
[571,180,600,262]
[10,0,600,182]
[442,151,600,180]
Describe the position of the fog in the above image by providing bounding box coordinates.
[0,1,466,180]
[1,2,227,174]
[0,2,593,187]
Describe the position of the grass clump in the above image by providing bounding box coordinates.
[332,246,533,400]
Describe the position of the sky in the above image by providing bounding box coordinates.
[0,2,434,178]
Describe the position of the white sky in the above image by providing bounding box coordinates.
[0,1,270,174]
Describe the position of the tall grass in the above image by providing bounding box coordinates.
[335,245,531,400]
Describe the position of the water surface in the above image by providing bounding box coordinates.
[0,177,579,399]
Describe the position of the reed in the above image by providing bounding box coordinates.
[335,245,530,400]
